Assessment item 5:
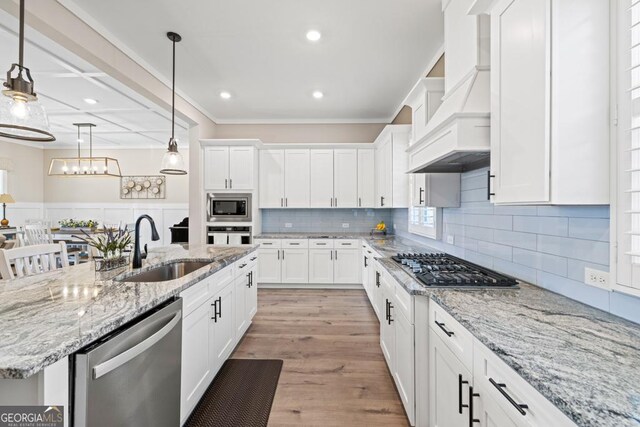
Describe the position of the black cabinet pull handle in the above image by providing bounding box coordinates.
[250,256,257,261]
[435,320,454,337]
[359,197,361,207]
[385,299,389,321]
[282,250,285,260]
[489,378,528,415]
[469,386,480,425]
[364,256,368,267]
[225,178,228,189]
[229,179,232,188]
[387,302,394,325]
[211,301,217,321]
[376,271,380,287]
[217,296,222,319]
[239,263,247,268]
[335,250,338,260]
[487,170,496,200]
[277,250,280,260]
[419,187,424,205]
[246,272,251,287]
[459,374,469,414]
[380,196,385,207]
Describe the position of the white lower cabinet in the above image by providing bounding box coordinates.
[281,248,309,283]
[309,249,334,283]
[334,248,361,284]
[429,330,472,427]
[180,254,259,424]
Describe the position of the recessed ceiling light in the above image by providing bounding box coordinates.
[312,91,324,99]
[220,91,231,99]
[83,98,98,105]
[306,30,321,42]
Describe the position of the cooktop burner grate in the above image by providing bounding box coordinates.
[392,253,518,288]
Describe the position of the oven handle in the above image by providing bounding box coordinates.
[93,310,182,379]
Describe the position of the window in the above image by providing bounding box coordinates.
[409,206,441,240]
[0,170,6,194]
[616,0,640,295]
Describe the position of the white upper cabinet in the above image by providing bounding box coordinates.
[333,149,358,208]
[284,149,310,208]
[228,147,254,190]
[259,150,285,208]
[203,146,255,191]
[489,0,609,205]
[357,149,375,208]
[310,150,335,208]
[203,147,230,190]
[375,125,410,208]
[412,173,461,208]
[405,78,445,146]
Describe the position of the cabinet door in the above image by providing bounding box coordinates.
[234,274,248,339]
[475,392,518,427]
[281,248,309,283]
[412,174,427,207]
[259,150,285,208]
[229,146,254,190]
[309,149,334,208]
[203,147,230,190]
[357,149,375,208]
[394,310,415,425]
[334,249,361,284]
[429,330,472,427]
[284,149,310,208]
[246,265,258,320]
[257,248,281,283]
[308,249,334,283]
[181,300,211,422]
[376,139,393,207]
[210,283,235,374]
[491,0,550,203]
[333,149,358,208]
[380,285,396,372]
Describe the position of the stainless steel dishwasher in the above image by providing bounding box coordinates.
[74,298,182,427]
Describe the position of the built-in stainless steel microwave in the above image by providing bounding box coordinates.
[207,193,252,222]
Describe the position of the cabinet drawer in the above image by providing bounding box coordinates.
[255,239,281,248]
[208,265,234,296]
[393,280,414,325]
[309,239,334,248]
[180,279,211,317]
[235,255,253,278]
[334,239,359,248]
[282,239,309,248]
[429,301,473,371]
[473,342,575,427]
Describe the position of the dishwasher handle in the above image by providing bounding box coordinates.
[93,309,182,379]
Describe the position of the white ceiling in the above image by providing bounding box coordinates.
[60,0,444,123]
[0,8,189,149]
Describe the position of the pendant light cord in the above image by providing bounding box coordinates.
[18,0,24,67]
[171,36,176,141]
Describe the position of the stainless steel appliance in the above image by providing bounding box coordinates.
[392,253,518,288]
[74,298,182,427]
[207,193,252,222]
[207,225,252,245]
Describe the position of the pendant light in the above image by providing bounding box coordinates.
[48,123,122,177]
[0,0,54,142]
[160,31,187,175]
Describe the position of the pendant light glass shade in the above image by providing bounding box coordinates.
[160,138,186,175]
[0,0,55,142]
[161,31,187,175]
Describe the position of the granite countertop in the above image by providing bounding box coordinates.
[370,236,640,427]
[0,244,257,379]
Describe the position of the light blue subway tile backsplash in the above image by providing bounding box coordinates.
[392,166,640,325]
[261,208,394,233]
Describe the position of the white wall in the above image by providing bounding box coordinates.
[0,139,44,203]
[42,148,188,203]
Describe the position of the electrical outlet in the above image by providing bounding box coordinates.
[342,223,350,228]
[284,223,292,228]
[446,235,454,245]
[584,267,610,290]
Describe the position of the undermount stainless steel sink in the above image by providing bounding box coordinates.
[118,260,212,283]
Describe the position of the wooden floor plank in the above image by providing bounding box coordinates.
[232,289,410,427]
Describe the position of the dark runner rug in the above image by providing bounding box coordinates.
[184,359,284,427]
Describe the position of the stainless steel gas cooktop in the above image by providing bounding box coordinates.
[392,253,518,288]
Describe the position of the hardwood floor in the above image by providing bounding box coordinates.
[231,289,410,426]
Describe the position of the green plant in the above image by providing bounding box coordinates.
[59,218,99,228]
[75,227,132,259]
